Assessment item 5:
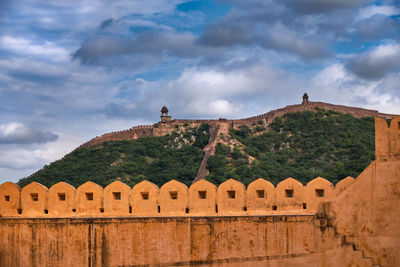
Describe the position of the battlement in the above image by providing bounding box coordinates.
[375,117,400,159]
[0,176,355,218]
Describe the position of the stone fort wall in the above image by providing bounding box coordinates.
[0,176,354,218]
[0,215,374,267]
[78,101,397,149]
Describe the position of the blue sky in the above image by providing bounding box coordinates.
[1,0,400,182]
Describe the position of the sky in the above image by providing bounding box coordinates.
[1,0,400,183]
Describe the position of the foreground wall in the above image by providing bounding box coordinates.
[329,117,400,267]
[0,216,372,267]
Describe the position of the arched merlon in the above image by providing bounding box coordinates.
[48,182,76,217]
[217,179,246,215]
[305,177,335,212]
[75,181,103,216]
[0,182,20,217]
[189,179,217,215]
[21,182,48,217]
[390,117,400,156]
[131,180,159,216]
[276,178,304,211]
[335,176,355,195]
[375,118,390,157]
[247,178,275,214]
[375,116,400,158]
[159,180,188,215]
[104,181,130,216]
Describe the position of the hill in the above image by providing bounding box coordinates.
[19,109,376,188]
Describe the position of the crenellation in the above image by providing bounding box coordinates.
[0,176,363,218]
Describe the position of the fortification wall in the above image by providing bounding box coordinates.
[328,118,400,267]
[77,101,397,149]
[231,102,396,128]
[0,215,373,267]
[1,176,353,218]
[78,124,155,148]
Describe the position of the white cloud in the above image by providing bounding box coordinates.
[310,62,400,114]
[346,43,400,79]
[9,0,185,32]
[0,36,69,62]
[358,5,400,20]
[0,132,82,174]
[0,122,58,144]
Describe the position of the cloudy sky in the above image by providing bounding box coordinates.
[1,0,400,182]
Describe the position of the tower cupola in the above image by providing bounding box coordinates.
[160,105,171,123]
[302,93,309,104]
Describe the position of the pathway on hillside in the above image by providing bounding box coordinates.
[194,121,230,182]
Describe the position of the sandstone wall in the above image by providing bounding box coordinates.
[0,216,373,267]
[329,118,400,266]
[0,176,351,218]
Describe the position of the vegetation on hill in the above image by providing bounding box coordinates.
[18,124,210,188]
[206,109,374,186]
[18,110,375,188]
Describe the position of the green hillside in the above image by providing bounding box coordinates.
[18,124,210,188]
[207,109,374,186]
[19,109,375,188]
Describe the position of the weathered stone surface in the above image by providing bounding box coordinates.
[0,216,373,267]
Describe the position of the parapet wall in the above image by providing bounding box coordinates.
[232,102,396,127]
[0,177,354,218]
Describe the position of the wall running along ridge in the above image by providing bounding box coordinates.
[77,101,397,149]
[0,117,399,266]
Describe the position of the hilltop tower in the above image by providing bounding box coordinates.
[160,105,171,124]
[302,93,309,104]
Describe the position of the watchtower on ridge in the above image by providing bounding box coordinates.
[302,93,309,104]
[160,105,171,124]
